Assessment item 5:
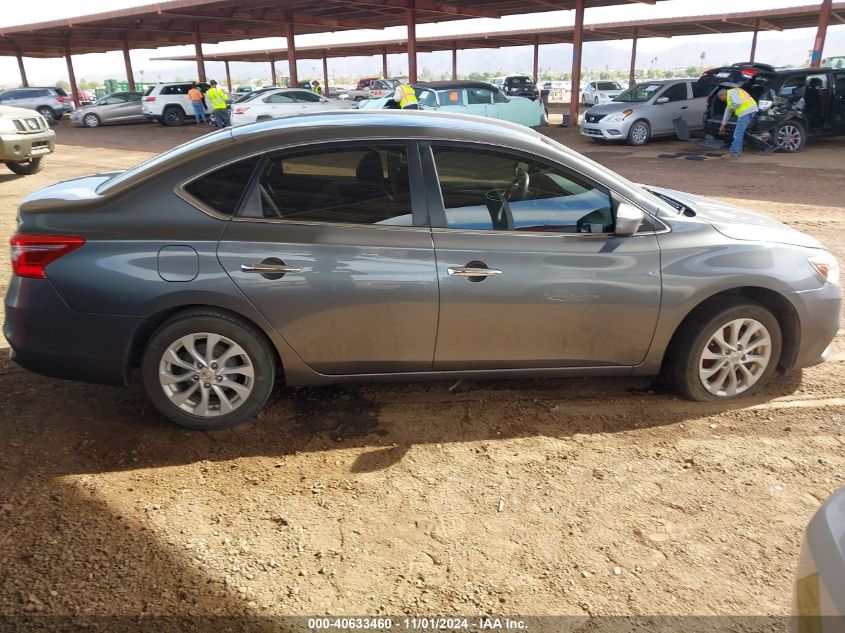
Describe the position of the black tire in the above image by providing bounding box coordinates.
[626,119,651,146]
[36,106,56,122]
[773,120,807,153]
[6,157,43,175]
[162,106,185,127]
[142,310,276,430]
[82,113,101,128]
[664,299,782,402]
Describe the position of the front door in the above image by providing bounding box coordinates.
[650,82,692,135]
[215,141,439,375]
[833,72,845,133]
[421,142,661,370]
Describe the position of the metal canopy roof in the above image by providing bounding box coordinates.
[0,0,667,59]
[151,2,844,64]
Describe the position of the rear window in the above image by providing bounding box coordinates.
[183,156,261,216]
[596,82,621,91]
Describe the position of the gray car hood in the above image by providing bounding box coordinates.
[648,186,824,250]
[586,101,645,115]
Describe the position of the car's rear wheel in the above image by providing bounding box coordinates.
[142,311,276,430]
[162,106,185,127]
[6,157,43,175]
[627,119,651,146]
[773,120,806,153]
[82,113,101,128]
[36,106,56,122]
[665,299,782,402]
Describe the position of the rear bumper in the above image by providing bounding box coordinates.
[4,276,143,386]
[787,283,842,369]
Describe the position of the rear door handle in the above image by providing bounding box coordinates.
[447,267,503,277]
[241,263,302,274]
[681,106,689,109]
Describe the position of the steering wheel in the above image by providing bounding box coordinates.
[507,171,530,201]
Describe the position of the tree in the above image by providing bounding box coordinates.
[685,66,699,78]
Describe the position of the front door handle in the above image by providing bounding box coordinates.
[681,105,689,109]
[241,263,302,274]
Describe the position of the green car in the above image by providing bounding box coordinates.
[357,80,547,128]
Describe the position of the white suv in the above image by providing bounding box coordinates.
[141,82,211,127]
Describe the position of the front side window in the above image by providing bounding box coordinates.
[183,156,261,216]
[431,145,613,233]
[254,145,413,226]
[493,90,508,104]
[126,93,142,102]
[661,82,689,102]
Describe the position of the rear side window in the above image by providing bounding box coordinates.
[143,86,156,97]
[162,84,191,95]
[467,89,492,104]
[293,91,321,103]
[183,156,261,216]
[253,145,412,226]
[778,76,806,97]
[661,83,688,102]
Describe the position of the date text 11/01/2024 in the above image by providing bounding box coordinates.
[307,618,529,630]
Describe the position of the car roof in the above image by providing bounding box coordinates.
[417,80,498,91]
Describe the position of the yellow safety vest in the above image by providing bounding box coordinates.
[728,87,756,117]
[313,85,322,95]
[398,84,418,109]
[207,87,228,110]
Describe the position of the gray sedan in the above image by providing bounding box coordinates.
[4,111,840,430]
[581,79,707,145]
[69,91,145,128]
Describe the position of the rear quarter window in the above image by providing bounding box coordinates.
[182,156,262,217]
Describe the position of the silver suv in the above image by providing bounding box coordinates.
[0,87,74,122]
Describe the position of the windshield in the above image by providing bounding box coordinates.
[613,83,662,102]
[508,77,532,85]
[597,82,622,91]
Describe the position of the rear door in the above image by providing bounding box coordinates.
[215,141,439,375]
[465,87,494,118]
[421,142,661,370]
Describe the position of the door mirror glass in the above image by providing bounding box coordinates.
[655,96,669,104]
[614,203,645,237]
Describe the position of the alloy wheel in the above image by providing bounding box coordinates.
[776,124,802,152]
[698,318,772,397]
[630,122,649,145]
[158,332,255,417]
[83,114,99,128]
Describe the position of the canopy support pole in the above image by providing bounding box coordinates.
[569,0,585,127]
[407,0,417,83]
[121,34,135,91]
[629,29,638,87]
[193,26,206,82]
[750,19,760,62]
[811,0,832,67]
[323,57,329,96]
[64,44,80,107]
[285,21,298,87]
[452,43,457,80]
[15,49,28,88]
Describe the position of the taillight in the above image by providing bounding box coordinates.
[55,97,68,103]
[234,106,250,114]
[144,96,156,102]
[10,234,85,279]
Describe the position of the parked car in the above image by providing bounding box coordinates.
[581,80,626,105]
[4,110,840,430]
[342,77,381,101]
[700,64,845,153]
[0,105,54,174]
[368,79,401,100]
[794,487,845,623]
[581,78,707,145]
[0,87,74,122]
[491,75,540,100]
[359,81,546,128]
[232,86,281,104]
[141,82,212,127]
[231,88,355,125]
[69,91,146,128]
[235,86,254,94]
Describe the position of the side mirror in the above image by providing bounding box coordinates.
[655,96,670,104]
[614,203,645,237]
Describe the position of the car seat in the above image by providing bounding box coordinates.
[803,77,825,129]
[355,151,394,201]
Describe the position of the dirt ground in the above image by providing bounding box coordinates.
[1,119,844,626]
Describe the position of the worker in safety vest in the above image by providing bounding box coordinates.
[717,86,759,157]
[392,83,419,109]
[207,80,231,129]
[312,81,322,95]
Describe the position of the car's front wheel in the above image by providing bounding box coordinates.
[773,120,806,153]
[6,157,43,175]
[142,310,276,430]
[626,119,651,146]
[665,299,782,401]
[82,113,101,128]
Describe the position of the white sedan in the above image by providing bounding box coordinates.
[231,88,355,125]
[581,81,626,106]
